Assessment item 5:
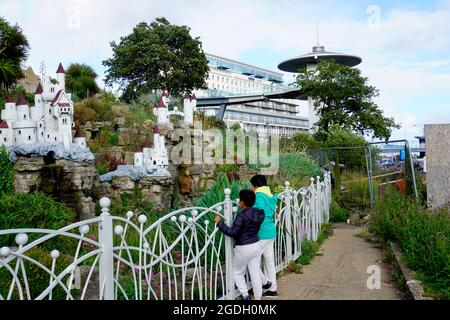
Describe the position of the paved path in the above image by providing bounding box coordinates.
[274,223,403,300]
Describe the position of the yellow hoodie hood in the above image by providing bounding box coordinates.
[255,186,273,197]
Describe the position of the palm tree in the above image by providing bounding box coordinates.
[66,63,100,99]
[0,17,30,92]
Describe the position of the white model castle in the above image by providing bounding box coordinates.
[134,126,169,169]
[0,63,86,150]
[153,90,197,126]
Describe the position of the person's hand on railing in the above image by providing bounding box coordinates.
[215,215,223,224]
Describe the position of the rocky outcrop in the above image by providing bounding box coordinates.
[14,156,98,220]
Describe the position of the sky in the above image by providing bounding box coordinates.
[1,0,450,143]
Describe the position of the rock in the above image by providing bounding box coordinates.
[111,176,136,190]
[124,152,134,165]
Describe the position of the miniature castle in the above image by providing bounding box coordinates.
[100,90,197,181]
[0,63,86,150]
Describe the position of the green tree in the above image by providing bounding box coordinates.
[103,17,209,101]
[323,125,367,171]
[296,60,399,141]
[66,63,100,99]
[0,17,30,91]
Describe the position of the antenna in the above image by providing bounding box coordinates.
[316,21,320,46]
[39,60,46,82]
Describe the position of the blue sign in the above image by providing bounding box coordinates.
[400,149,405,161]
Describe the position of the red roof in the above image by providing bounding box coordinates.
[56,63,65,73]
[51,90,63,105]
[143,139,151,148]
[17,94,28,105]
[0,120,9,129]
[74,127,84,138]
[191,93,197,100]
[154,99,167,108]
[183,92,191,100]
[35,83,43,94]
[153,127,160,134]
[161,89,169,97]
[6,95,14,103]
[135,145,143,152]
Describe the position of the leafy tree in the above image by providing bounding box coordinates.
[280,133,322,153]
[103,17,209,101]
[66,63,100,99]
[296,60,399,141]
[0,17,30,91]
[323,125,367,171]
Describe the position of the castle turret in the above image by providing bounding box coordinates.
[134,145,144,166]
[56,63,66,91]
[31,83,45,122]
[73,127,87,148]
[1,95,17,123]
[154,90,170,125]
[183,92,195,125]
[0,120,13,146]
[16,95,31,122]
[13,95,37,145]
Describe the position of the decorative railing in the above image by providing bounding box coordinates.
[0,172,331,300]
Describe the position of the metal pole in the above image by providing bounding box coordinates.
[98,197,114,300]
[405,140,419,202]
[224,188,235,300]
[284,181,292,262]
[365,146,375,208]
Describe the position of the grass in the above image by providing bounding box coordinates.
[369,187,450,300]
[296,223,332,266]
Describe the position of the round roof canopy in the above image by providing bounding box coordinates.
[278,45,362,73]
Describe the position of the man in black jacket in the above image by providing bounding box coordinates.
[215,190,265,300]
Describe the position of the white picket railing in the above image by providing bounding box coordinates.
[0,172,331,300]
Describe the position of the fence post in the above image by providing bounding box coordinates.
[310,177,318,241]
[98,197,114,300]
[284,181,292,263]
[224,188,235,300]
[316,176,322,225]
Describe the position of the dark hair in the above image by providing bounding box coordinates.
[250,175,267,188]
[239,190,256,208]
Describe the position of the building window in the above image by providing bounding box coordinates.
[47,134,50,139]
[3,138,6,142]
[19,130,21,135]
[39,124,42,128]
[23,115,26,119]
[28,136,31,141]
[0,130,2,134]
[41,132,44,136]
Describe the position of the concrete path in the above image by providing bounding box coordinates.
[274,223,403,300]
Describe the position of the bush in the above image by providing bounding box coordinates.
[275,153,323,188]
[75,97,113,122]
[0,146,14,195]
[370,188,450,299]
[330,200,349,222]
[74,104,97,126]
[0,193,76,249]
[0,247,73,300]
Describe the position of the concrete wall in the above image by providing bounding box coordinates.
[425,124,450,209]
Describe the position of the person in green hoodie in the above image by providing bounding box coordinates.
[250,175,279,298]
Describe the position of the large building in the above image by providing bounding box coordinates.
[195,53,309,137]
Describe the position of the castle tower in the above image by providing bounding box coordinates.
[152,126,168,167]
[13,95,37,145]
[154,90,170,125]
[0,120,13,146]
[56,63,66,91]
[31,83,45,122]
[1,95,18,124]
[183,92,195,125]
[134,145,144,166]
[73,127,87,148]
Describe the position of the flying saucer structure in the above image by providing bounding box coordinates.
[278,44,363,132]
[278,45,362,72]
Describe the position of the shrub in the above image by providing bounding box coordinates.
[276,153,323,188]
[0,247,73,300]
[75,97,113,122]
[330,200,349,222]
[0,146,14,195]
[74,104,97,126]
[107,132,119,146]
[370,188,450,299]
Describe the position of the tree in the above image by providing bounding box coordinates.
[0,17,30,91]
[296,60,399,141]
[324,125,367,171]
[103,17,209,101]
[66,63,100,99]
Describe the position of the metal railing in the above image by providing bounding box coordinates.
[0,172,331,300]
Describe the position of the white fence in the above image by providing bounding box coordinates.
[0,172,331,300]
